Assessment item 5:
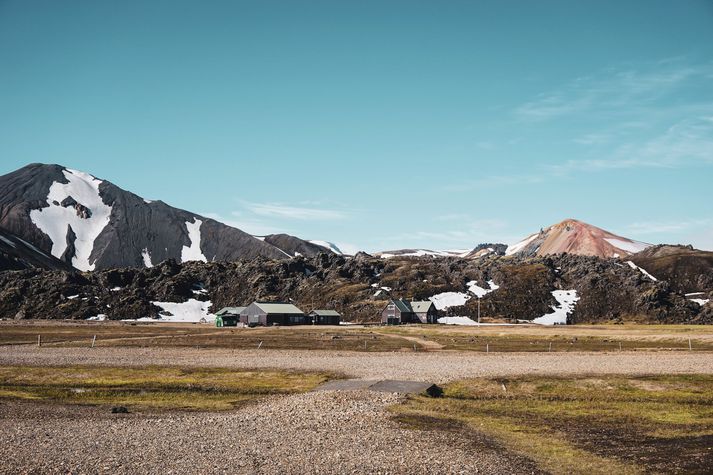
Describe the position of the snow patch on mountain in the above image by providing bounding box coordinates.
[152,299,213,322]
[309,240,343,254]
[141,248,153,268]
[626,260,657,281]
[533,290,579,325]
[181,218,207,263]
[506,233,539,256]
[29,168,112,271]
[429,292,470,310]
[605,238,650,254]
[467,280,500,298]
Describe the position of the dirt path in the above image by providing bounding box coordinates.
[387,333,445,350]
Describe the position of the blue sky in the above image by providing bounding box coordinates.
[1,0,712,253]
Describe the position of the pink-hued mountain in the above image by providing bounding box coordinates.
[506,219,651,258]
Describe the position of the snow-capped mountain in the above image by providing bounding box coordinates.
[506,219,651,258]
[0,164,328,271]
[375,249,472,259]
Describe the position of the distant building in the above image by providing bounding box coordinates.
[309,309,341,325]
[239,302,308,326]
[215,307,245,327]
[381,299,438,324]
[409,301,438,323]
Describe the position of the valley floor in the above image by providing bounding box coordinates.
[1,323,713,474]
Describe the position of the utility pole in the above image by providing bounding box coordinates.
[477,296,481,325]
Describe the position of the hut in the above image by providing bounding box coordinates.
[381,299,415,325]
[381,299,438,324]
[239,302,308,326]
[309,309,341,325]
[410,301,438,323]
[215,307,245,327]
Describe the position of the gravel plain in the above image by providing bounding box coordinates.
[2,346,712,382]
[0,390,541,474]
[2,346,712,474]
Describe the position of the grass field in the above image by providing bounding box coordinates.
[0,365,335,411]
[2,321,712,352]
[392,374,713,474]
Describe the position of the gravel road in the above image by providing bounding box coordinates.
[2,346,712,382]
[2,347,712,474]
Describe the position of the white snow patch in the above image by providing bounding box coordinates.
[506,233,539,255]
[371,283,379,288]
[381,286,392,292]
[438,316,479,326]
[181,218,207,263]
[374,290,383,297]
[691,299,710,306]
[110,286,122,291]
[467,280,500,298]
[625,261,658,281]
[29,168,113,271]
[605,238,650,254]
[429,292,471,310]
[87,314,107,321]
[152,299,213,322]
[533,290,579,325]
[141,248,153,268]
[686,292,706,297]
[309,240,343,255]
[67,294,80,300]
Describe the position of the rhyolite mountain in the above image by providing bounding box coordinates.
[0,164,336,271]
[505,219,651,258]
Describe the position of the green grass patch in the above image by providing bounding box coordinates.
[392,375,713,474]
[0,365,335,411]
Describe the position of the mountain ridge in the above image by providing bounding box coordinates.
[0,163,332,271]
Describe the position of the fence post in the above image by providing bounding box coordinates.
[91,335,96,348]
[548,342,552,352]
[257,341,263,349]
[689,338,692,351]
[37,335,41,347]
[486,343,489,353]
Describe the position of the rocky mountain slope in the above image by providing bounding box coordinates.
[0,252,706,324]
[507,219,651,258]
[0,164,332,271]
[630,245,713,294]
[0,227,73,272]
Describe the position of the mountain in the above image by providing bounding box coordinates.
[0,164,326,271]
[0,227,73,271]
[0,251,705,324]
[375,249,472,258]
[506,219,651,258]
[258,234,338,257]
[629,245,713,294]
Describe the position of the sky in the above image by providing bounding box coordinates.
[1,0,712,253]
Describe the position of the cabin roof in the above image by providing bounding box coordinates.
[309,309,341,317]
[252,302,305,314]
[215,307,246,316]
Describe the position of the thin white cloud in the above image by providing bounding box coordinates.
[622,219,713,235]
[515,59,708,121]
[243,201,347,220]
[201,212,289,236]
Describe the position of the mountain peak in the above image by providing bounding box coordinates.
[507,219,651,258]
